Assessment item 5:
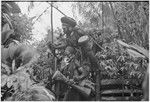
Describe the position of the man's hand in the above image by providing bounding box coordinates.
[67,79,75,85]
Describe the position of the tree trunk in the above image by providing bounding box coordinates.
[109,2,122,39]
[96,69,101,101]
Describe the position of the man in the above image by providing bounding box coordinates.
[48,16,97,100]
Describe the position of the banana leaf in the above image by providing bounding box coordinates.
[2,2,21,14]
[117,40,149,58]
[1,74,8,87]
[130,44,149,58]
[127,49,145,58]
[117,40,130,48]
[2,23,14,45]
[6,2,21,13]
[2,13,13,28]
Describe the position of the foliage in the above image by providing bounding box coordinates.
[72,2,114,29]
[1,68,34,91]
[31,38,55,84]
[11,14,34,43]
[2,1,34,44]
[1,1,149,101]
[71,2,149,87]
[6,85,55,101]
[72,2,149,49]
[2,1,21,14]
[31,27,64,83]
[113,2,149,49]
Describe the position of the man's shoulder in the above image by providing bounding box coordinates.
[73,27,85,36]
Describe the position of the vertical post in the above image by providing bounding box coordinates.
[96,70,100,101]
[102,2,104,31]
[51,2,53,43]
[50,2,57,72]
[50,2,60,101]
[95,2,103,101]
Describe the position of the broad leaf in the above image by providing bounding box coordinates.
[6,2,21,13]
[1,48,9,63]
[127,49,145,58]
[1,75,8,87]
[7,77,13,88]
[2,13,13,28]
[1,29,14,45]
[14,44,38,66]
[8,42,19,59]
[1,63,11,75]
[130,44,149,58]
[2,23,10,32]
[13,81,19,90]
[117,40,130,48]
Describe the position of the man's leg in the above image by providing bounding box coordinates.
[63,88,81,101]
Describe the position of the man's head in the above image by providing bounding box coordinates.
[61,16,76,34]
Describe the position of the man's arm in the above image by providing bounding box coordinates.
[74,64,90,82]
[47,41,67,50]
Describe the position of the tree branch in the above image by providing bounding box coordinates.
[33,5,51,24]
[47,2,67,17]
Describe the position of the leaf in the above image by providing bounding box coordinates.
[130,44,149,58]
[1,48,9,63]
[1,28,14,45]
[8,42,19,59]
[6,2,21,13]
[127,49,145,58]
[28,2,34,12]
[1,74,8,87]
[14,44,38,66]
[117,40,130,48]
[2,23,10,32]
[13,82,19,90]
[7,76,13,88]
[30,85,55,101]
[105,66,112,70]
[2,13,13,28]
[1,63,11,75]
[2,2,12,13]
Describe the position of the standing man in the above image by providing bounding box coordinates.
[60,16,100,72]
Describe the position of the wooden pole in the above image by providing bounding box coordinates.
[51,2,53,43]
[109,2,122,39]
[50,2,60,101]
[96,70,100,101]
[95,2,104,101]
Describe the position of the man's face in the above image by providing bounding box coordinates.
[62,23,72,34]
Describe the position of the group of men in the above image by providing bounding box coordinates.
[48,16,149,101]
[47,16,99,101]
